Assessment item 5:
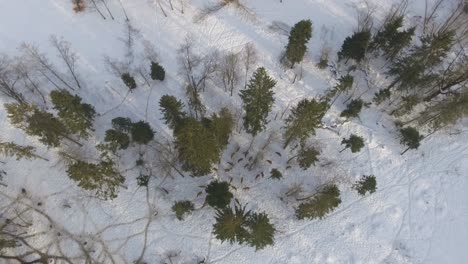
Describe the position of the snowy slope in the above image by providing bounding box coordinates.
[0,0,467,263]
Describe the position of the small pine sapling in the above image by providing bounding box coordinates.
[150,61,166,81]
[354,175,377,196]
[340,134,365,153]
[400,127,423,155]
[172,200,195,220]
[213,205,251,245]
[136,174,150,187]
[111,117,133,133]
[104,129,130,151]
[205,181,233,209]
[296,146,320,170]
[121,73,137,90]
[296,184,341,220]
[340,99,364,119]
[373,88,391,105]
[270,168,283,180]
[246,212,276,250]
[337,30,371,63]
[130,121,154,145]
[159,95,186,129]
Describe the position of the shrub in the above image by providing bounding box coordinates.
[172,200,195,220]
[205,181,233,209]
[130,121,154,144]
[151,61,166,81]
[270,168,283,180]
[354,175,377,196]
[121,73,137,90]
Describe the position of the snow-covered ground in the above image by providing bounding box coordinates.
[0,0,467,263]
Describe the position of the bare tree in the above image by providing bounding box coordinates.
[100,0,114,20]
[354,0,375,32]
[119,21,140,66]
[0,55,26,104]
[195,0,256,22]
[87,0,107,19]
[241,42,258,89]
[218,52,241,96]
[317,25,334,69]
[50,35,82,90]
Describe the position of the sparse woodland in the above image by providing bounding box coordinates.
[0,0,467,262]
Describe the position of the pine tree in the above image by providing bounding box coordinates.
[340,99,363,119]
[130,121,154,144]
[205,181,233,209]
[283,98,328,148]
[210,107,234,150]
[296,184,341,220]
[104,129,130,151]
[150,61,165,81]
[297,146,320,170]
[5,103,80,147]
[270,168,283,180]
[213,205,251,245]
[373,88,391,105]
[400,127,423,154]
[240,67,276,136]
[285,19,313,68]
[172,200,195,220]
[50,90,96,138]
[67,160,124,200]
[370,16,415,60]
[121,73,137,90]
[419,90,468,130]
[340,134,365,153]
[354,175,377,196]
[159,95,186,129]
[246,212,276,250]
[325,74,354,102]
[175,118,220,176]
[0,141,47,161]
[338,30,371,63]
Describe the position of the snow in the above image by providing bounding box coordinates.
[0,0,467,263]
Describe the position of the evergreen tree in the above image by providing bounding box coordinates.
[296,184,341,220]
[67,160,124,200]
[400,127,423,154]
[150,61,165,81]
[104,129,130,151]
[210,108,234,150]
[270,168,283,180]
[370,16,415,60]
[246,212,276,250]
[240,67,276,136]
[50,90,96,138]
[340,99,364,119]
[213,205,251,245]
[354,175,377,196]
[285,19,313,68]
[419,90,468,130]
[130,121,154,144]
[338,30,371,63]
[159,95,186,129]
[283,98,328,148]
[5,103,80,147]
[325,74,354,101]
[112,117,133,133]
[121,73,137,90]
[172,200,195,220]
[0,141,47,161]
[340,134,365,153]
[297,146,320,170]
[205,181,233,209]
[175,118,220,176]
[373,88,391,105]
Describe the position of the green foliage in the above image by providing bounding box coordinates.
[50,90,96,138]
[172,200,195,220]
[296,185,341,220]
[285,19,313,67]
[130,121,154,144]
[240,67,276,136]
[136,174,149,187]
[121,73,137,90]
[0,141,42,161]
[67,160,124,200]
[317,58,328,69]
[159,95,186,129]
[283,98,328,147]
[370,16,415,60]
[373,88,391,104]
[297,146,320,170]
[205,181,233,209]
[340,99,363,119]
[112,117,133,133]
[213,205,251,245]
[400,127,423,150]
[104,129,130,151]
[150,61,165,81]
[419,90,468,129]
[341,134,365,153]
[270,168,283,180]
[354,175,377,196]
[392,95,419,117]
[338,30,371,63]
[210,108,234,150]
[175,118,220,176]
[246,212,276,250]
[325,74,354,101]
